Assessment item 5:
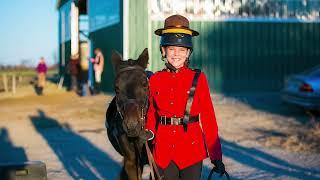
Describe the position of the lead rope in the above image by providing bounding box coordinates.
[145,142,163,180]
[140,103,157,180]
[141,99,162,180]
[146,142,155,180]
[141,89,162,179]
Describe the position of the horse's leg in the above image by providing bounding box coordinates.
[124,156,141,180]
[119,167,127,180]
[118,135,142,180]
[134,142,145,180]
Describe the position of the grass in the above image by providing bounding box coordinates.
[0,68,58,91]
[0,69,58,77]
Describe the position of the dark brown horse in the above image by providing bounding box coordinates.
[106,48,152,180]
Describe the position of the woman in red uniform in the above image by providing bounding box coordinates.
[145,15,226,179]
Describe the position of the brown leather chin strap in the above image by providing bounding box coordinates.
[164,62,177,72]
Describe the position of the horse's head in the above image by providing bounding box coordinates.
[112,48,149,137]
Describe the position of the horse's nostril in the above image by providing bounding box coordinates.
[127,121,138,129]
[127,130,138,137]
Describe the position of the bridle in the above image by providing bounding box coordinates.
[114,65,149,131]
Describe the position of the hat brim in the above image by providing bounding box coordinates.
[155,27,199,36]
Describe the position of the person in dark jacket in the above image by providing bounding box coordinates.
[67,54,80,91]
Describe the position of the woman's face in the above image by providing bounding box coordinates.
[162,46,190,69]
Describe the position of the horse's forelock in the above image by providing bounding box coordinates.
[115,65,148,102]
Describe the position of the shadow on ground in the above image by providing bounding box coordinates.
[218,92,320,152]
[202,138,320,179]
[0,128,28,163]
[29,109,121,179]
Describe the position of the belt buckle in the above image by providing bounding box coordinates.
[163,116,167,125]
[171,117,180,125]
[160,116,165,125]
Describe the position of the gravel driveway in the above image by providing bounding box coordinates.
[0,85,319,179]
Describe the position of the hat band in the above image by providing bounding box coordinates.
[162,28,192,35]
[160,33,192,48]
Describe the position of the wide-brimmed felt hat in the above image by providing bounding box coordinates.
[155,14,199,36]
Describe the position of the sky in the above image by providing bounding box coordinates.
[0,1,58,66]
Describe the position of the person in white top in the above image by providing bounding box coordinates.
[91,48,104,94]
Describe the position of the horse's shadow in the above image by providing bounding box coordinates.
[30,109,121,179]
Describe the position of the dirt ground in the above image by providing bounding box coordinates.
[214,93,320,154]
[0,82,319,179]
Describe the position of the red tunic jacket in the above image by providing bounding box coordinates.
[146,66,222,170]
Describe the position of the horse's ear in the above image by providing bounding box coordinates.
[137,48,149,69]
[111,50,123,70]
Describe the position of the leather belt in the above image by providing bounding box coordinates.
[159,115,199,125]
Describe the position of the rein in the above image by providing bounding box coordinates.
[146,142,163,180]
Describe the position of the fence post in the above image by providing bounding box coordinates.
[12,74,16,94]
[18,75,23,84]
[2,74,8,92]
[58,75,64,89]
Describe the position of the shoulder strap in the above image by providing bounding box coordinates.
[183,69,201,131]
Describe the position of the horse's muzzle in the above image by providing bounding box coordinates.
[127,129,139,137]
[124,121,141,137]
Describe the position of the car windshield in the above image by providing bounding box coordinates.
[301,65,320,77]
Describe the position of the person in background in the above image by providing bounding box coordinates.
[36,57,47,95]
[91,48,104,94]
[88,56,95,95]
[78,54,89,96]
[145,62,154,79]
[145,15,227,179]
[68,54,80,92]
